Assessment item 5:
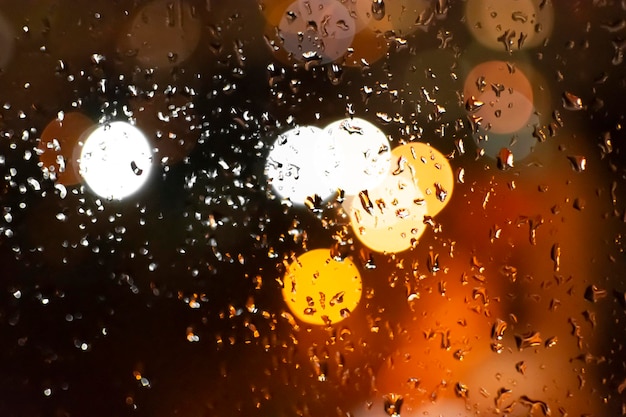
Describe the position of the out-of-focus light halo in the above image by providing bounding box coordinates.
[79,121,153,200]
[282,248,362,326]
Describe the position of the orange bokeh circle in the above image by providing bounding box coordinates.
[38,112,95,186]
[463,60,535,134]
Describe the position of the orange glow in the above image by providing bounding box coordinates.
[372,252,507,411]
[464,60,535,134]
[37,112,95,186]
[391,143,454,217]
[282,249,362,326]
[465,0,554,52]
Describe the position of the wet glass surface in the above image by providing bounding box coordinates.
[1,1,626,416]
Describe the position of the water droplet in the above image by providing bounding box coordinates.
[567,155,587,172]
[383,393,403,417]
[551,243,560,272]
[601,19,626,32]
[359,190,374,215]
[562,91,584,110]
[454,382,469,398]
[427,251,440,273]
[327,63,344,86]
[511,11,528,23]
[514,331,542,350]
[584,285,607,303]
[495,387,512,409]
[371,0,386,21]
[465,96,484,112]
[519,396,551,416]
[496,148,514,170]
[573,197,585,211]
[491,319,508,340]
[456,167,465,183]
[544,336,558,348]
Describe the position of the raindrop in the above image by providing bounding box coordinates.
[371,0,385,21]
[465,96,484,112]
[519,396,551,416]
[496,148,514,170]
[551,243,560,272]
[584,285,607,303]
[454,382,469,398]
[491,318,508,340]
[427,251,440,273]
[567,155,587,172]
[514,331,542,350]
[562,91,584,110]
[383,393,403,417]
[511,11,528,23]
[544,336,558,348]
[456,167,465,183]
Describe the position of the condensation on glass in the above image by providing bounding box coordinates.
[0,1,625,416]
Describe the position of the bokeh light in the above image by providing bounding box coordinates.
[282,248,362,326]
[343,172,428,254]
[474,111,539,162]
[274,0,355,65]
[79,121,153,200]
[119,0,202,69]
[465,0,554,52]
[463,60,535,135]
[262,0,388,67]
[324,117,391,196]
[391,143,454,217]
[38,112,95,186]
[265,125,338,204]
[352,0,434,37]
[0,2,621,417]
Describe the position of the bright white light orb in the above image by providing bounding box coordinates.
[325,117,391,196]
[265,125,338,204]
[79,121,153,200]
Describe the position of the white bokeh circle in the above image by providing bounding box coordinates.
[79,121,153,200]
[325,117,391,196]
[265,125,339,204]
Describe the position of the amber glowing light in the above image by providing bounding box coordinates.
[463,60,535,135]
[465,0,554,52]
[282,249,362,326]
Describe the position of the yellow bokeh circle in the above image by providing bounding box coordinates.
[391,143,454,217]
[282,249,362,326]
